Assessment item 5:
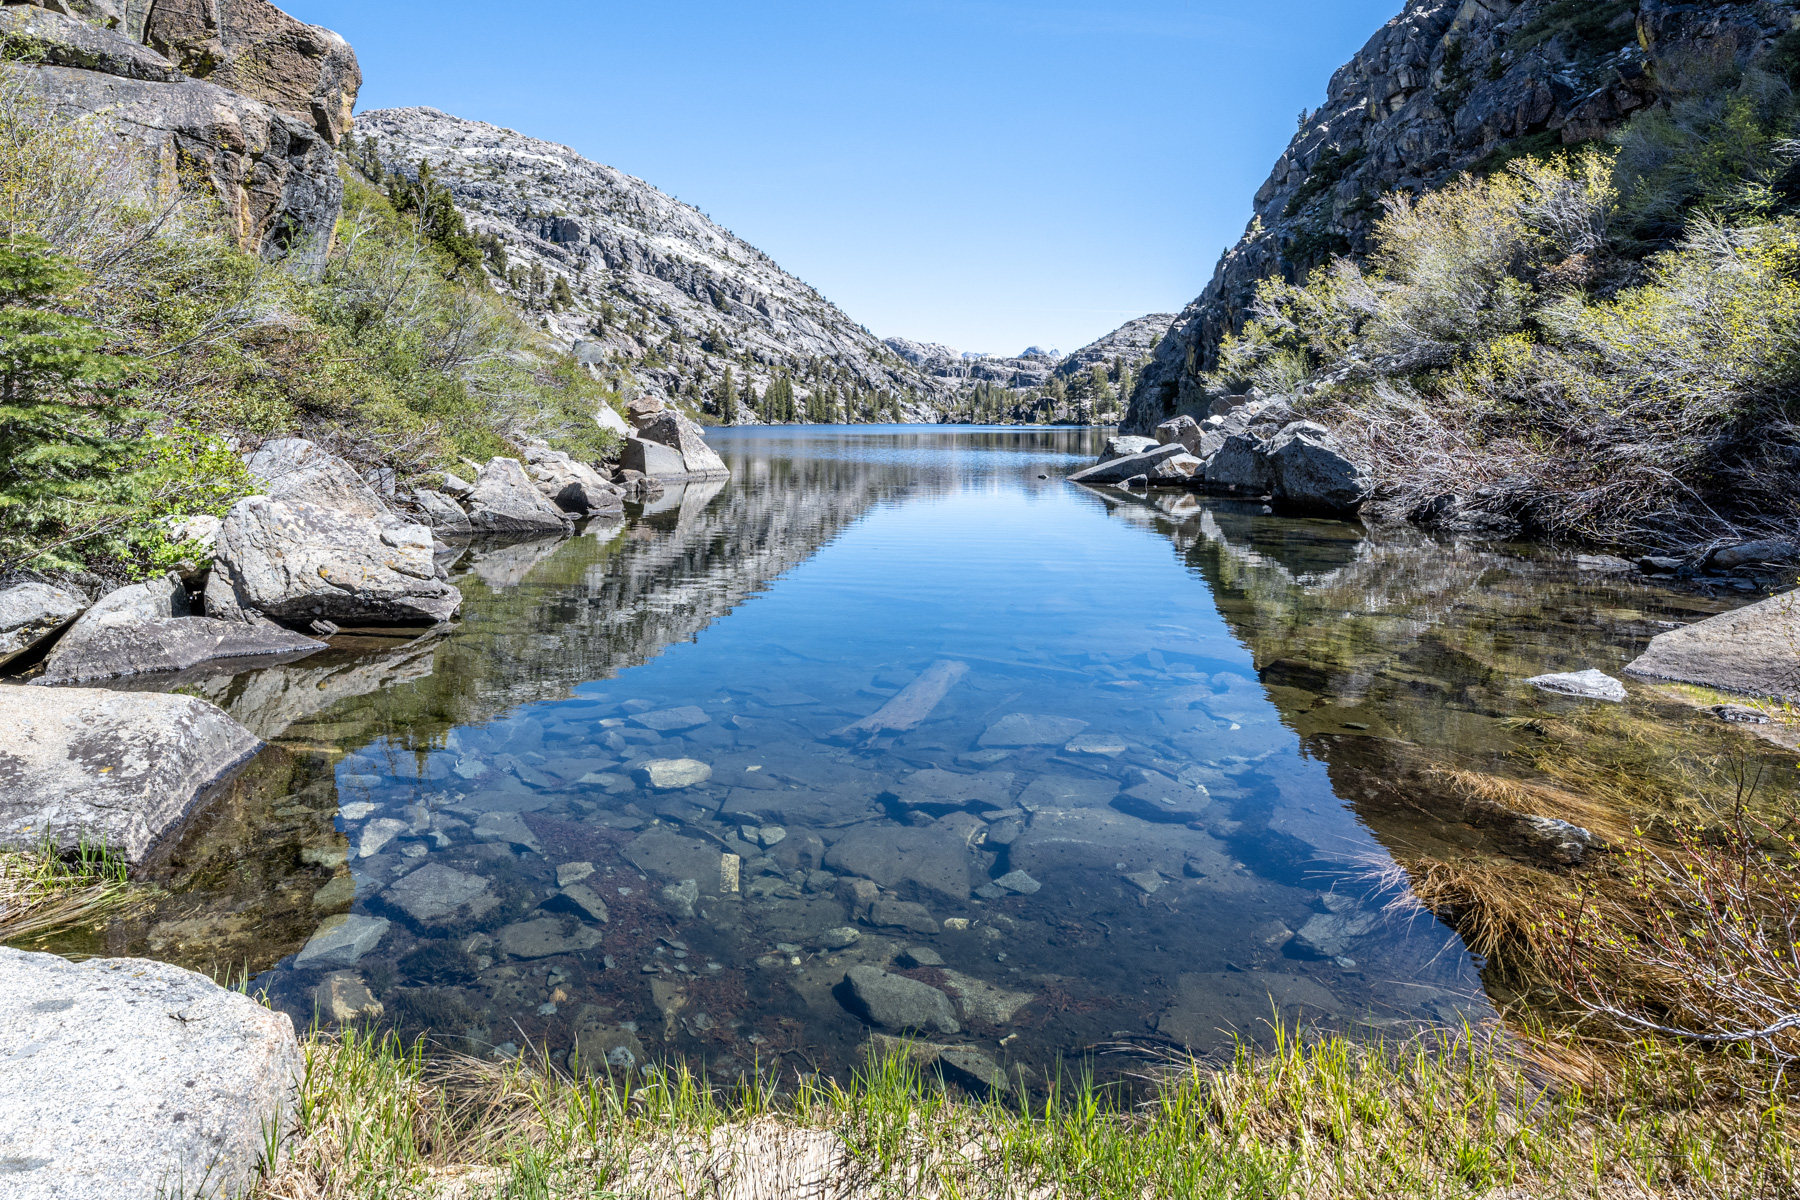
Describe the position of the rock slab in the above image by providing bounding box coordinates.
[0,581,86,668]
[843,965,959,1034]
[0,685,262,861]
[1626,593,1800,702]
[0,946,300,1200]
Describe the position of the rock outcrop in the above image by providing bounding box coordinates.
[463,457,577,535]
[3,0,360,269]
[0,946,300,1200]
[0,685,262,861]
[1626,593,1800,701]
[1126,0,1791,432]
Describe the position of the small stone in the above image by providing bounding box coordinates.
[557,861,597,887]
[355,818,408,859]
[635,758,713,790]
[544,882,611,923]
[898,945,944,967]
[295,914,390,968]
[757,825,787,847]
[1292,911,1379,959]
[720,853,741,894]
[820,926,862,950]
[993,869,1041,895]
[661,878,700,919]
[1122,871,1164,894]
[942,918,971,931]
[312,971,383,1024]
[338,801,378,821]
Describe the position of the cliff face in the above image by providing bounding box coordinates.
[1126,0,1793,433]
[1,0,358,268]
[357,107,951,420]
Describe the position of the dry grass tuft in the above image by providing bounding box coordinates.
[0,841,135,945]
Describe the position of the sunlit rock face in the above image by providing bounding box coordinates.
[1,0,359,268]
[355,106,956,420]
[1127,0,1789,432]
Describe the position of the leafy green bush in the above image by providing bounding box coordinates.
[0,74,620,576]
[1216,149,1800,546]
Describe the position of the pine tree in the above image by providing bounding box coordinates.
[549,274,575,312]
[0,236,138,570]
[717,366,737,424]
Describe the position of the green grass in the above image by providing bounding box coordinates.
[260,1023,1798,1199]
[0,839,136,945]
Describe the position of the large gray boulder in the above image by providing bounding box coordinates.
[1626,593,1800,701]
[634,411,730,479]
[0,947,300,1200]
[246,438,393,522]
[204,496,462,626]
[0,7,183,81]
[1265,421,1371,513]
[1154,415,1202,454]
[0,582,86,669]
[0,685,262,861]
[621,436,689,480]
[1203,433,1274,492]
[38,616,323,685]
[412,487,472,535]
[843,965,960,1034]
[1067,441,1190,485]
[464,457,574,535]
[38,572,323,684]
[522,441,625,515]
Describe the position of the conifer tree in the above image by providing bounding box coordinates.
[717,365,736,424]
[0,236,138,570]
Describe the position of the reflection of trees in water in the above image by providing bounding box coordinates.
[229,450,906,763]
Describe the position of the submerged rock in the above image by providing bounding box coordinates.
[634,758,713,789]
[313,971,384,1024]
[843,965,959,1034]
[979,712,1089,747]
[294,913,390,968]
[0,946,301,1200]
[868,1033,1009,1094]
[497,917,603,959]
[383,863,498,924]
[0,685,262,862]
[1526,669,1628,703]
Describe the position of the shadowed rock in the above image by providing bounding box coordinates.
[0,685,262,862]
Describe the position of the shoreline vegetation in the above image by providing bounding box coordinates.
[259,1022,1793,1199]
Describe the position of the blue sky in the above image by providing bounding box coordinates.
[289,0,1397,356]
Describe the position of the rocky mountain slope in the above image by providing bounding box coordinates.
[1126,0,1794,432]
[1053,312,1176,384]
[355,107,956,422]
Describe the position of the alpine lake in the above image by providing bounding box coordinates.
[27,426,1795,1096]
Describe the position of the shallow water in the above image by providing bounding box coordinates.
[34,426,1791,1091]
